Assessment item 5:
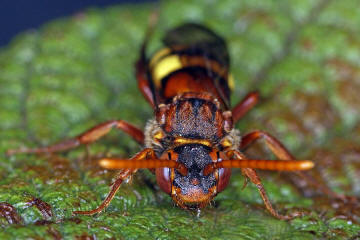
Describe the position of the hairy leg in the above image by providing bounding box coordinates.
[240,130,343,199]
[223,150,301,219]
[241,167,299,220]
[231,91,259,123]
[7,120,144,155]
[73,148,156,215]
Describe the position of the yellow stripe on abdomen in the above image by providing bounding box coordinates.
[152,54,183,88]
[150,48,233,90]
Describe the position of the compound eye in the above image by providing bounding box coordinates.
[217,168,231,193]
[156,168,171,194]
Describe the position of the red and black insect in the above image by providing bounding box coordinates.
[7,23,314,219]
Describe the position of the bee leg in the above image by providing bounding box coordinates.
[135,11,159,108]
[242,168,301,220]
[73,168,134,215]
[73,148,156,215]
[136,56,155,108]
[240,130,345,200]
[6,120,144,155]
[231,91,259,123]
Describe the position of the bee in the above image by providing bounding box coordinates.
[7,23,314,219]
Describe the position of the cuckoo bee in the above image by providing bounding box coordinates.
[7,23,314,219]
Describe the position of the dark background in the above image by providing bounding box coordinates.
[0,0,156,47]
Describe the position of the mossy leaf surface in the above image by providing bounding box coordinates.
[1,0,360,239]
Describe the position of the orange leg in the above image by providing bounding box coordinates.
[240,130,343,199]
[6,120,144,155]
[73,169,133,215]
[73,148,156,215]
[240,130,294,159]
[135,11,159,108]
[136,55,155,108]
[228,150,297,220]
[231,91,259,123]
[241,168,299,220]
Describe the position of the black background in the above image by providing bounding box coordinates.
[0,0,156,47]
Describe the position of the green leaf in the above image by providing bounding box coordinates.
[1,0,360,239]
